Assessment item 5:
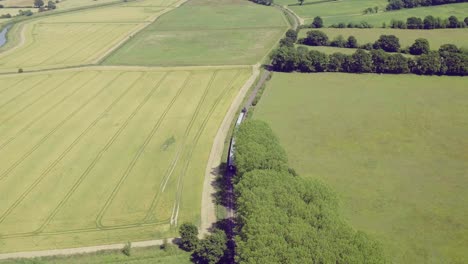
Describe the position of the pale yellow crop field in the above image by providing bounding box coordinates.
[0,66,251,253]
[0,23,139,72]
[0,3,171,72]
[43,5,164,23]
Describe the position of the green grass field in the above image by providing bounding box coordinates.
[254,73,468,264]
[299,28,468,49]
[0,246,191,263]
[284,0,468,26]
[0,66,250,253]
[103,0,288,66]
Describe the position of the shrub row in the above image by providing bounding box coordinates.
[234,120,386,264]
[386,0,467,10]
[389,15,468,29]
[301,30,466,56]
[271,45,468,75]
[249,0,273,6]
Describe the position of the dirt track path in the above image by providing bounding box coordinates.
[200,64,260,235]
[0,239,168,260]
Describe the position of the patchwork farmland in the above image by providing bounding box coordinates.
[0,67,250,252]
[0,2,176,73]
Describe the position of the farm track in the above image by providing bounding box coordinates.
[200,64,260,235]
[170,70,243,226]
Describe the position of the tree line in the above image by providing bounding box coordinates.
[386,0,467,10]
[389,15,468,29]
[233,119,386,264]
[303,15,467,29]
[271,45,467,75]
[274,30,467,75]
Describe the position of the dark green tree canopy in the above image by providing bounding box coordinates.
[179,222,199,251]
[304,30,329,46]
[312,16,323,28]
[234,120,288,176]
[285,29,298,42]
[409,38,430,55]
[373,35,400,52]
[347,35,358,48]
[34,0,44,7]
[192,229,227,264]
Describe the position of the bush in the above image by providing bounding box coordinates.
[409,38,430,55]
[412,51,444,75]
[328,52,348,72]
[191,229,227,264]
[122,241,131,256]
[448,15,459,28]
[347,36,358,48]
[270,46,299,72]
[304,30,329,46]
[390,19,407,29]
[18,68,23,73]
[250,0,272,5]
[311,16,323,28]
[351,49,373,73]
[330,35,346,48]
[407,16,423,29]
[285,29,298,42]
[179,222,199,251]
[439,43,460,53]
[279,37,294,47]
[373,35,400,52]
[360,42,374,50]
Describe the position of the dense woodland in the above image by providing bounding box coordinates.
[233,120,386,264]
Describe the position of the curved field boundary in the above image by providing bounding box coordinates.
[0,73,144,226]
[0,0,140,54]
[0,71,101,151]
[200,65,259,235]
[94,0,189,65]
[0,72,125,181]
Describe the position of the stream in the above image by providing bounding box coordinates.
[0,25,11,48]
